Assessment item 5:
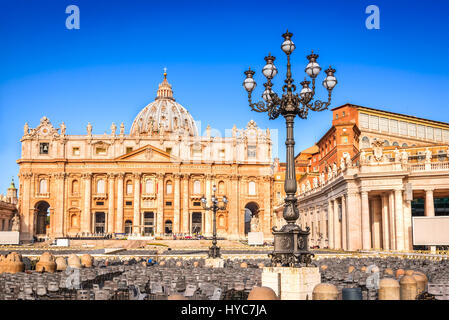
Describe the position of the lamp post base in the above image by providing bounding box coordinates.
[270,224,314,267]
[208,245,221,259]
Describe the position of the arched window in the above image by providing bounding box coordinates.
[72,180,79,194]
[145,179,154,194]
[361,136,370,149]
[402,143,408,147]
[125,220,132,234]
[193,180,201,194]
[248,181,256,195]
[383,140,390,147]
[166,181,173,194]
[165,220,173,234]
[97,179,105,194]
[392,141,399,146]
[218,181,225,194]
[126,181,133,195]
[39,179,48,194]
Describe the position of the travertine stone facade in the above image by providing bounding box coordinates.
[17,73,274,241]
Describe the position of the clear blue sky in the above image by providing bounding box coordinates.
[1,0,449,193]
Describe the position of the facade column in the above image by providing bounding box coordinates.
[341,195,347,251]
[107,173,115,234]
[204,174,212,236]
[116,173,124,233]
[263,176,272,237]
[133,173,141,235]
[181,174,190,234]
[381,193,390,250]
[228,174,240,240]
[388,191,396,250]
[81,173,92,234]
[156,173,164,236]
[333,199,341,250]
[327,200,334,249]
[20,173,33,240]
[53,173,66,238]
[173,174,181,234]
[425,188,436,252]
[361,190,371,250]
[394,188,405,251]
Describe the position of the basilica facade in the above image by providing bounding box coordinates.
[17,72,274,241]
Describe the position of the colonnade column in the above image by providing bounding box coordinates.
[361,190,371,250]
[341,195,347,251]
[82,173,92,234]
[381,193,390,250]
[394,188,405,251]
[327,200,334,249]
[403,197,413,251]
[333,199,341,250]
[181,174,190,234]
[173,174,181,234]
[388,191,396,250]
[107,173,115,234]
[425,188,436,252]
[156,173,164,236]
[263,176,272,236]
[229,175,239,240]
[320,206,326,248]
[372,196,382,249]
[346,191,362,251]
[133,173,141,235]
[116,173,124,233]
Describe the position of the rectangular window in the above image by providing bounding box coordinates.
[442,130,449,143]
[96,147,107,155]
[408,123,416,137]
[369,115,379,131]
[96,201,104,206]
[359,113,369,129]
[247,145,257,158]
[435,128,442,141]
[417,125,425,139]
[166,148,172,155]
[193,201,201,206]
[399,121,408,136]
[126,147,133,154]
[426,126,434,140]
[165,201,172,206]
[72,147,80,156]
[125,201,132,206]
[342,136,348,144]
[379,117,389,132]
[390,119,398,134]
[40,143,49,155]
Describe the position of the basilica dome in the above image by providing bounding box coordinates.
[130,71,198,137]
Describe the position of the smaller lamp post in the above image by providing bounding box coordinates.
[201,185,228,258]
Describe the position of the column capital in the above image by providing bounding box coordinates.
[181,173,190,180]
[424,187,435,192]
[82,172,92,179]
[205,174,214,180]
[156,173,164,180]
[230,174,240,181]
[53,172,67,180]
[20,172,33,179]
[116,172,125,179]
[173,173,181,179]
[133,172,141,179]
[107,173,116,179]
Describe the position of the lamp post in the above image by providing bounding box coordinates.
[201,185,228,258]
[243,30,337,266]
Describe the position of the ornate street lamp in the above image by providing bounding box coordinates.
[243,30,338,266]
[201,185,228,258]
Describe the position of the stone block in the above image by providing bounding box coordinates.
[262,266,321,300]
[205,258,224,268]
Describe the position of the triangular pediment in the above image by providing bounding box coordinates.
[116,144,178,162]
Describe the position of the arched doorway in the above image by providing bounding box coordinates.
[35,201,50,235]
[124,220,132,234]
[165,220,173,234]
[143,212,154,236]
[191,212,202,234]
[244,202,260,235]
[95,212,105,234]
